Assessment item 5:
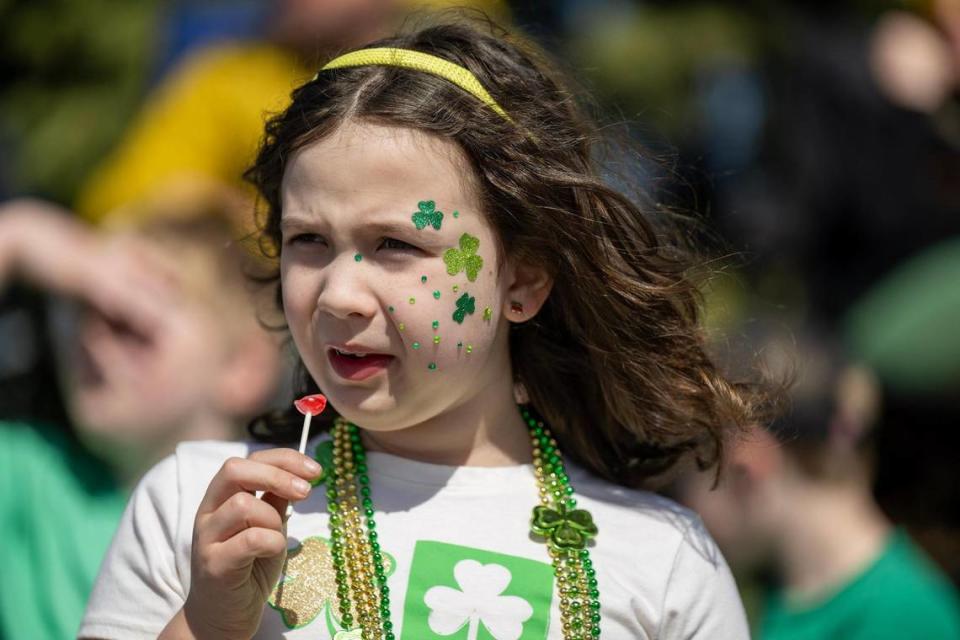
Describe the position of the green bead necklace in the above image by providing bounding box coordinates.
[321,407,601,639]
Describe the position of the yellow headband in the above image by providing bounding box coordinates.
[318,47,512,122]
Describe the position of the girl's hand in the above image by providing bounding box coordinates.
[176,449,322,640]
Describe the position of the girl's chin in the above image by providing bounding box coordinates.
[319,380,403,420]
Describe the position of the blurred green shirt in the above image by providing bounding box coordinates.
[0,422,127,639]
[761,529,960,640]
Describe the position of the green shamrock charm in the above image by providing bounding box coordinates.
[443,233,484,282]
[411,200,444,230]
[452,293,476,324]
[530,502,599,549]
[310,440,334,487]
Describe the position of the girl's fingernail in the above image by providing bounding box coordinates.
[292,478,311,495]
[304,458,322,474]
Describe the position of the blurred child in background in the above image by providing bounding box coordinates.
[0,197,282,639]
[678,327,960,639]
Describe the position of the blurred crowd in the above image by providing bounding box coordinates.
[1,0,958,638]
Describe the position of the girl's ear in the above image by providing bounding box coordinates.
[504,259,553,323]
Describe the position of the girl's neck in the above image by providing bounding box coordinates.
[360,378,532,467]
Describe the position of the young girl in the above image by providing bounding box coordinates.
[81,18,769,640]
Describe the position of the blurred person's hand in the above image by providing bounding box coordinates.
[0,198,173,338]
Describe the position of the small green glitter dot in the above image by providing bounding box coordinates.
[408,297,415,305]
[428,362,437,370]
[433,290,441,300]
[398,322,405,331]
[452,285,459,293]
[453,210,460,218]
[412,342,421,350]
[466,344,473,354]
[432,320,439,330]
[457,341,463,349]
[433,335,441,345]
[388,306,395,313]
[483,307,492,321]
[421,275,427,283]
[354,253,362,262]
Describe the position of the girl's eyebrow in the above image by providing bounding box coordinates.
[365,220,420,236]
[278,214,317,233]
[279,215,428,238]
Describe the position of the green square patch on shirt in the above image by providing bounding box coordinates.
[400,540,555,639]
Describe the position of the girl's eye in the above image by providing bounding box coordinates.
[286,233,327,246]
[379,237,418,252]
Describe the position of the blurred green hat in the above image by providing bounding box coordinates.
[844,237,960,394]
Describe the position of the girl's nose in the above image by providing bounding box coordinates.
[314,252,379,320]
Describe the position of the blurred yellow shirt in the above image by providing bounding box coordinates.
[76,43,312,223]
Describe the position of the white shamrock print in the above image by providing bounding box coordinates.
[424,559,534,640]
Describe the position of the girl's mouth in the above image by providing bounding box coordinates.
[327,347,395,381]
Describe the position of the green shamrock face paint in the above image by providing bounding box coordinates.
[452,293,476,324]
[443,233,483,282]
[411,200,443,230]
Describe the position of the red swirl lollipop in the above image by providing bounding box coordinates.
[295,394,327,417]
[294,393,327,454]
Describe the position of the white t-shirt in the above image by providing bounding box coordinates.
[80,438,749,639]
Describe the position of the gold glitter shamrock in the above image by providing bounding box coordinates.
[269,536,395,631]
[443,233,483,282]
[452,292,476,324]
[268,537,337,629]
[411,200,444,230]
[530,503,598,550]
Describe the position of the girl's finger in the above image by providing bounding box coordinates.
[261,491,289,521]
[199,457,313,514]
[199,491,284,546]
[248,447,323,480]
[207,527,287,575]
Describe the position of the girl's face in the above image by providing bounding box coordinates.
[280,122,514,430]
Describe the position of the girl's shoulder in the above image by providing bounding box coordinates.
[136,438,284,506]
[569,465,721,568]
[160,435,332,486]
[164,438,257,482]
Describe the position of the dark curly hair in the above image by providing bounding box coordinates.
[245,15,777,489]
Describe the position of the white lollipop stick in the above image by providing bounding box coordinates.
[287,412,313,518]
[287,394,326,518]
[297,412,313,455]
